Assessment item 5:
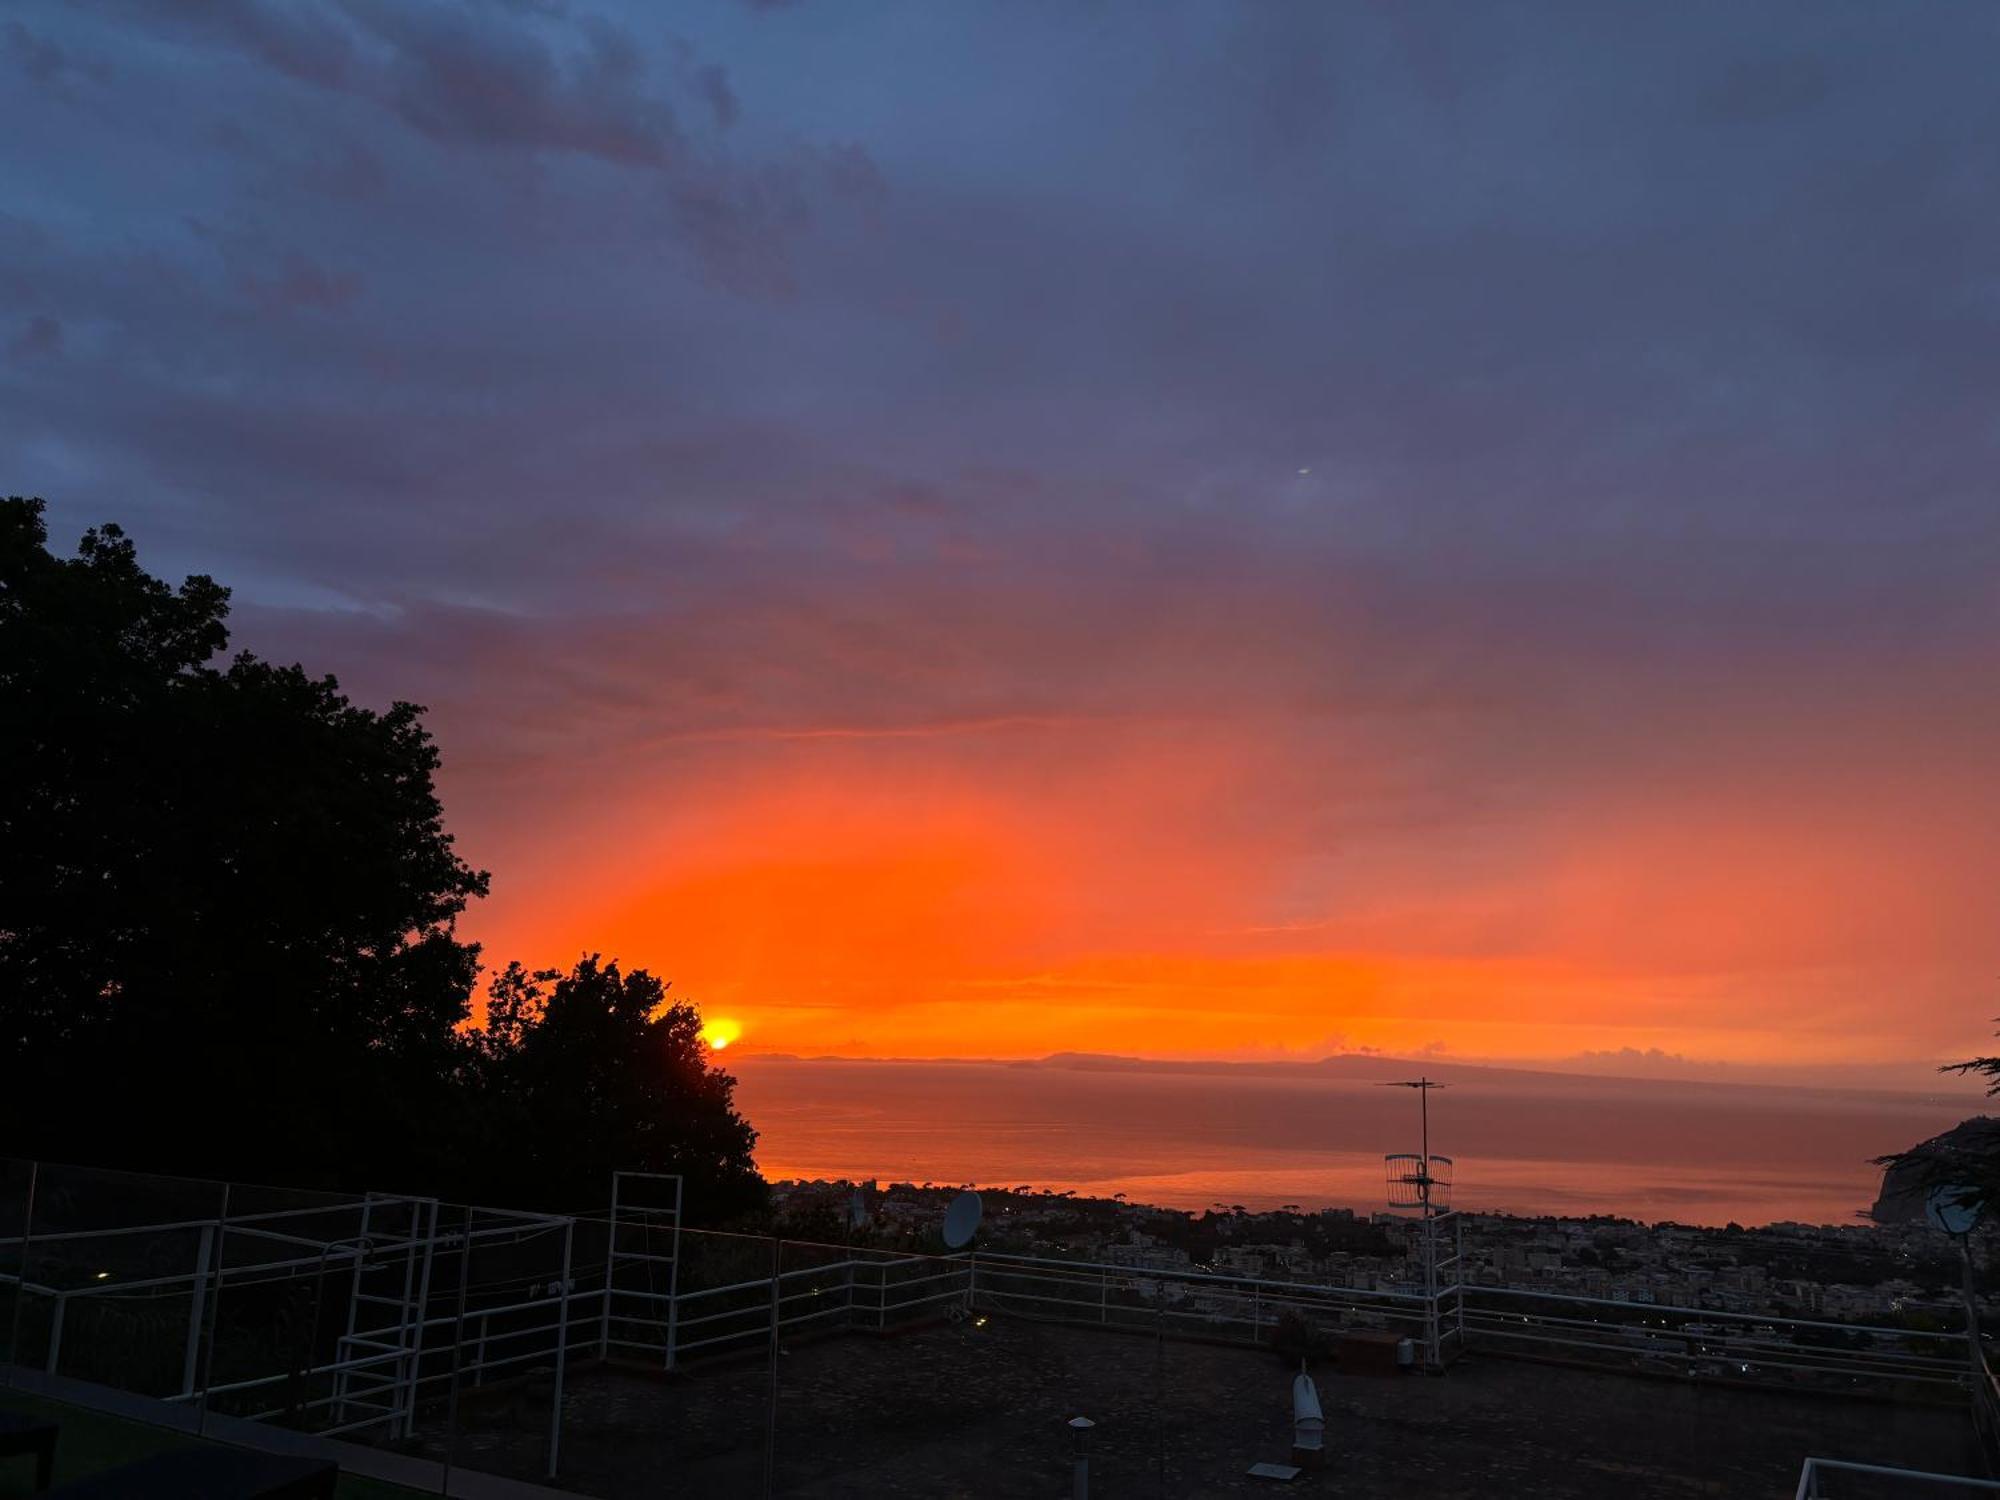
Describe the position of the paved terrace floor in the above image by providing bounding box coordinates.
[426,1319,1982,1498]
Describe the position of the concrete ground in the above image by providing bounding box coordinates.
[418,1315,1983,1498]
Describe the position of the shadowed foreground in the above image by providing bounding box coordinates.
[425,1316,1977,1498]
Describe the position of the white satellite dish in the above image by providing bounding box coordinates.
[942,1190,983,1249]
[1924,1184,1983,1237]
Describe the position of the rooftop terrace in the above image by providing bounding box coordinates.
[2,1158,1992,1498]
[439,1319,1979,1498]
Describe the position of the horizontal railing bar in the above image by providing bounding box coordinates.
[0,1220,219,1245]
[0,1199,419,1249]
[1801,1458,2000,1491]
[1464,1285,1960,1343]
[675,1306,774,1334]
[221,1225,371,1254]
[668,1302,858,1357]
[315,1411,405,1438]
[976,1273,1414,1319]
[166,1347,412,1402]
[1458,1311,1959,1369]
[0,1276,63,1297]
[881,1287,966,1314]
[1467,1326,1962,1384]
[973,1251,1430,1305]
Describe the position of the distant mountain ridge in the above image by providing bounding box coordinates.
[733,1049,1948,1099]
[1014,1051,1446,1079]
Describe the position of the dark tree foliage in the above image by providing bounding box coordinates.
[0,497,488,1187]
[1,498,763,1220]
[467,958,763,1220]
[1873,1019,2000,1218]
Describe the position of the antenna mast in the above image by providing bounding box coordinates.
[1384,1077,1447,1215]
[1380,1075,1462,1370]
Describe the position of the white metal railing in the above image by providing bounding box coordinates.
[9,1236,1969,1409]
[1795,1458,2000,1497]
[600,1172,683,1370]
[403,1243,1969,1402]
[6,1154,1983,1495]
[969,1251,1430,1359]
[956,1250,1972,1398]
[0,1215,569,1392]
[1459,1284,1967,1391]
[1,1188,581,1478]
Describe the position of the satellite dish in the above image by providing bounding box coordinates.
[942,1190,983,1249]
[1925,1184,1983,1237]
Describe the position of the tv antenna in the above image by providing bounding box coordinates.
[942,1190,984,1250]
[1382,1077,1451,1215]
[1926,1184,1983,1238]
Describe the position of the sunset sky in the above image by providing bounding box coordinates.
[4,2,1996,1078]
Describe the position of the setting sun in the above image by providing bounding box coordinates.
[702,1017,742,1052]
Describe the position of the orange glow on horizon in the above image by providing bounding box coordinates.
[456,702,1999,1077]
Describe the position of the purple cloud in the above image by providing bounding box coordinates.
[2,1,1997,1063]
[8,314,61,359]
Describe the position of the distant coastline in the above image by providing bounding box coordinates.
[731,1054,1969,1228]
[730,1048,1957,1100]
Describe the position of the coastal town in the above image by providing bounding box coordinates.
[770,1178,1988,1333]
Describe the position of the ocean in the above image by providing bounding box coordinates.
[729,1055,1973,1226]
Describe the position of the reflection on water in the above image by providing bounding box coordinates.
[731,1057,1969,1226]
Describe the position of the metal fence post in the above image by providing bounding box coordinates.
[401,1199,439,1440]
[43,1293,64,1376]
[663,1183,682,1372]
[547,1218,575,1478]
[1454,1217,1467,1350]
[181,1224,215,1396]
[195,1182,232,1437]
[442,1208,475,1497]
[4,1160,39,1382]
[1420,1215,1439,1369]
[763,1238,783,1500]
[600,1175,620,1361]
[1155,1302,1167,1498]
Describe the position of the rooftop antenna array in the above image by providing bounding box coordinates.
[1380,1076,1463,1370]
[1381,1077,1452,1216]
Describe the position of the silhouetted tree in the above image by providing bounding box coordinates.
[468,957,762,1220]
[0,497,489,1186]
[0,498,763,1219]
[1873,1019,2000,1221]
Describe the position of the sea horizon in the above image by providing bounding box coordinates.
[731,1053,1976,1229]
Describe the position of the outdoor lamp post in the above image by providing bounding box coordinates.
[1068,1415,1095,1500]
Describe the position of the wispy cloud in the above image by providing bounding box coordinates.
[5,0,1997,1070]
